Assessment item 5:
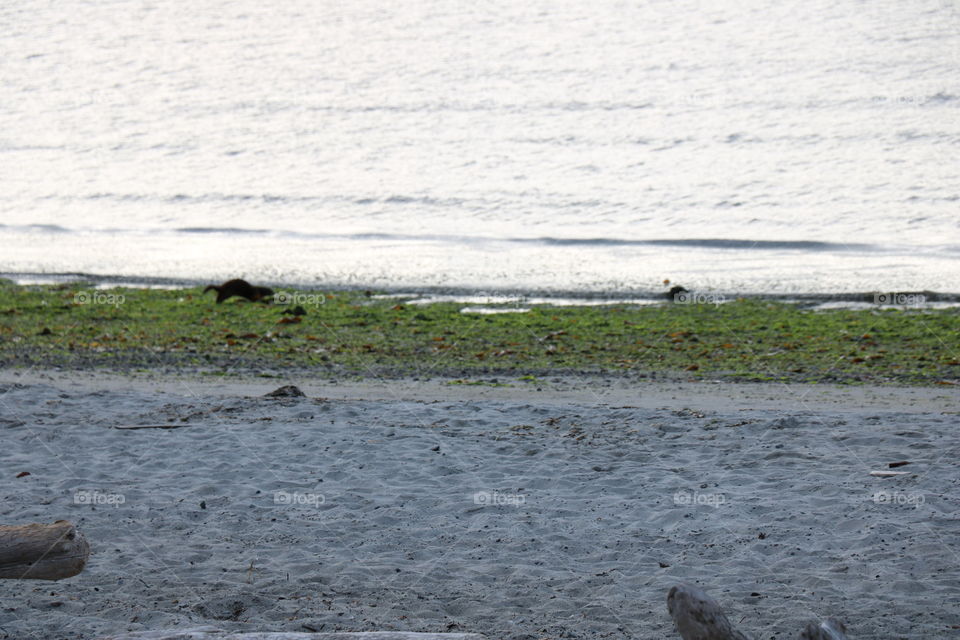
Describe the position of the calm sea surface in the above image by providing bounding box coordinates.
[2,0,958,295]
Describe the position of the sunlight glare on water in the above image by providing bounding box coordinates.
[1,0,958,293]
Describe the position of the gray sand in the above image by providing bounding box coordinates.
[1,376,958,639]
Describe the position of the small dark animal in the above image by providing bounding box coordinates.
[281,305,307,316]
[203,279,274,304]
[667,285,688,301]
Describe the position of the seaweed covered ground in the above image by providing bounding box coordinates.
[0,280,958,384]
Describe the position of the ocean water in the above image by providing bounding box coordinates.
[1,0,958,295]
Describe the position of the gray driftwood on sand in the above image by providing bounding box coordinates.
[97,630,489,640]
[0,520,90,580]
[668,584,849,640]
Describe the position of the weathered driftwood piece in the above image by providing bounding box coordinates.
[98,631,489,640]
[667,584,750,640]
[667,584,849,640]
[869,470,909,477]
[0,520,89,580]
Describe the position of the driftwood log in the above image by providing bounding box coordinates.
[668,584,849,640]
[98,631,488,640]
[0,520,89,580]
[96,589,850,639]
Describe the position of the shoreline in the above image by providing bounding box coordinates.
[5,271,960,306]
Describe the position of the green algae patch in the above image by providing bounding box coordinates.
[1,281,958,385]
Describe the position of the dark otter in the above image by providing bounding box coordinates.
[203,279,274,304]
[667,285,688,301]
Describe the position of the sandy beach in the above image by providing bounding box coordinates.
[2,373,958,639]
